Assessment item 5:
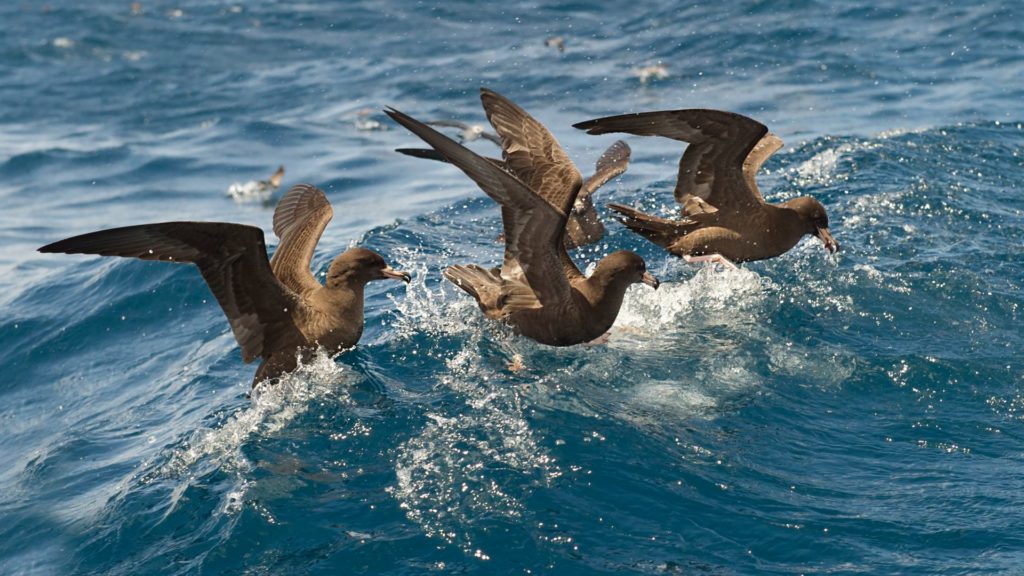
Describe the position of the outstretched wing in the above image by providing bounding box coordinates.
[270,184,333,294]
[580,140,631,198]
[480,88,583,217]
[387,107,575,309]
[39,222,306,363]
[574,109,768,214]
[742,132,783,202]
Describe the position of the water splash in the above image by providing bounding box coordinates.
[160,351,353,477]
[614,264,777,341]
[113,349,361,525]
[388,264,561,555]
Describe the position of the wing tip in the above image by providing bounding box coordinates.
[572,118,601,133]
[605,202,633,214]
[479,88,527,119]
[594,140,631,173]
[479,87,506,103]
[385,106,434,138]
[38,241,69,254]
[382,106,405,124]
[395,148,446,162]
[37,234,111,256]
[273,184,331,238]
[277,183,328,208]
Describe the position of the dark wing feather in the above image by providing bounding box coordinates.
[398,147,593,259]
[741,132,783,203]
[395,147,505,169]
[395,148,448,162]
[480,88,583,216]
[580,140,631,198]
[39,222,305,363]
[387,107,575,308]
[574,109,768,214]
[270,184,333,294]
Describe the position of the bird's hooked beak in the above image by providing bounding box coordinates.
[816,227,839,254]
[382,266,412,283]
[641,271,660,289]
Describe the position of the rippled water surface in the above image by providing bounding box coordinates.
[2,1,1022,574]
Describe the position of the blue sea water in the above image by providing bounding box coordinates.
[1,0,1022,573]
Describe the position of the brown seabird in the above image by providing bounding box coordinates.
[397,133,631,250]
[574,109,839,266]
[226,165,284,202]
[38,184,410,386]
[386,89,658,346]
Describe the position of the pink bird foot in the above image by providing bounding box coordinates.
[684,253,738,269]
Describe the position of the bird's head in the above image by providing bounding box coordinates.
[786,196,839,254]
[327,247,411,288]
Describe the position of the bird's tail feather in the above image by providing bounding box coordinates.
[443,264,541,314]
[607,203,693,249]
[443,264,491,301]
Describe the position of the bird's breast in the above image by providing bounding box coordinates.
[298,296,364,351]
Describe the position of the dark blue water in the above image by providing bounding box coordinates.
[2,1,1022,574]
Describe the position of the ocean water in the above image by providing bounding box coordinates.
[1,1,1022,574]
